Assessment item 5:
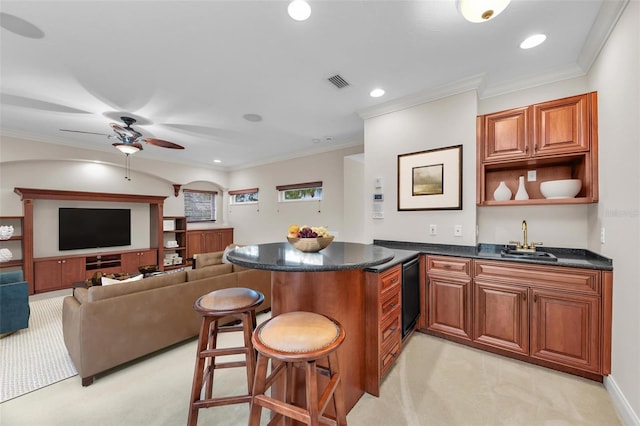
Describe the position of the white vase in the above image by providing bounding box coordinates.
[493,181,512,201]
[515,176,529,200]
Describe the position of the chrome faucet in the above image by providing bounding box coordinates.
[509,220,543,252]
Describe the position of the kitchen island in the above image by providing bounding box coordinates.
[227,242,395,414]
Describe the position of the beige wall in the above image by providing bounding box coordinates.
[225,145,363,245]
[586,1,640,423]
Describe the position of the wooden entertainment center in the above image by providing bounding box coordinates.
[14,188,169,295]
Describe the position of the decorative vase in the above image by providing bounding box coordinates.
[515,176,529,200]
[0,225,14,240]
[493,181,512,201]
[0,248,13,262]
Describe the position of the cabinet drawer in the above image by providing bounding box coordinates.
[474,260,601,295]
[380,339,401,377]
[427,256,471,277]
[380,311,401,346]
[380,266,401,297]
[380,288,401,319]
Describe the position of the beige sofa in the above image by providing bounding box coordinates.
[62,252,271,386]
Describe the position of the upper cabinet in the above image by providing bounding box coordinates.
[477,92,598,206]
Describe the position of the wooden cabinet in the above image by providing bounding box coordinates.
[186,228,233,258]
[121,249,157,272]
[477,92,598,205]
[365,264,402,396]
[34,256,84,293]
[473,260,604,375]
[424,256,472,341]
[162,217,187,270]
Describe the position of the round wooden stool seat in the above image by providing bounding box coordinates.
[256,311,341,355]
[187,287,264,426]
[194,287,264,314]
[249,311,348,426]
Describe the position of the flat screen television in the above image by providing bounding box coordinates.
[59,208,131,250]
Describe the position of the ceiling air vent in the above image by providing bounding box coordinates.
[328,74,350,89]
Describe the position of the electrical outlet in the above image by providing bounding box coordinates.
[600,227,605,244]
[454,225,462,237]
[429,224,437,235]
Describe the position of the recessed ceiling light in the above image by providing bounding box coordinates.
[213,159,222,163]
[312,138,321,144]
[520,34,547,49]
[288,0,311,21]
[243,113,263,122]
[370,88,385,98]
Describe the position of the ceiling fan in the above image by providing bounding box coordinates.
[60,116,185,154]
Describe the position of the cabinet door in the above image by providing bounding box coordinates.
[121,250,157,272]
[426,273,472,340]
[203,230,219,252]
[186,231,204,258]
[533,93,590,156]
[60,257,85,287]
[530,289,600,373]
[34,259,63,292]
[473,280,529,355]
[482,106,530,162]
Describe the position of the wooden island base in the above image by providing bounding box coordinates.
[271,269,367,415]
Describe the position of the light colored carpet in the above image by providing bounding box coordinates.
[0,294,77,403]
[0,293,623,425]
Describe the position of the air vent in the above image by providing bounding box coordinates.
[328,74,350,89]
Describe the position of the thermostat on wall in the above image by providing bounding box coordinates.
[373,194,384,201]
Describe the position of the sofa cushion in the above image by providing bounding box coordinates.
[87,271,187,302]
[186,263,233,281]
[193,251,224,269]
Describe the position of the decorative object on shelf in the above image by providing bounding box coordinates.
[0,225,14,240]
[397,144,463,210]
[540,179,582,199]
[515,176,529,200]
[90,271,103,286]
[0,248,12,262]
[138,264,158,274]
[493,181,512,201]
[165,240,178,248]
[287,236,334,253]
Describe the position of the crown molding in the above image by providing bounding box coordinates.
[577,0,629,72]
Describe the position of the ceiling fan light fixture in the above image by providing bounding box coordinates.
[113,143,141,155]
[288,0,311,21]
[458,0,511,23]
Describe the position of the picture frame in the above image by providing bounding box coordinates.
[397,145,462,211]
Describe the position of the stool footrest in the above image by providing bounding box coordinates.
[218,324,244,333]
[192,394,252,409]
[200,346,249,358]
[212,360,247,370]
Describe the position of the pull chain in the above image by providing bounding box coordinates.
[124,154,132,181]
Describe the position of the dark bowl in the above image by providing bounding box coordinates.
[138,264,158,274]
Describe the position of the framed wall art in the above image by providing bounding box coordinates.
[397,144,462,211]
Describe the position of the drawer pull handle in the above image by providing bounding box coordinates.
[390,277,398,283]
[389,303,397,308]
[523,293,527,301]
[534,294,538,303]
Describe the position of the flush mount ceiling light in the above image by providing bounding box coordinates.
[288,0,311,21]
[520,34,547,49]
[458,0,511,23]
[370,88,385,98]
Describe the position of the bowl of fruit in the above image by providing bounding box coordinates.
[287,224,334,252]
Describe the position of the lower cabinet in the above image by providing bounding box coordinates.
[473,260,604,375]
[186,228,234,259]
[34,257,84,293]
[421,256,611,378]
[121,249,157,272]
[425,255,472,340]
[365,264,402,396]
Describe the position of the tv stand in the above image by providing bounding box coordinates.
[13,188,168,294]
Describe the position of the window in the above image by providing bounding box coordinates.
[184,190,217,222]
[276,181,323,202]
[229,188,259,204]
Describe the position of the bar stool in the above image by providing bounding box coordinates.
[249,311,347,426]
[187,287,264,426]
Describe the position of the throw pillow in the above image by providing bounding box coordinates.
[101,274,144,286]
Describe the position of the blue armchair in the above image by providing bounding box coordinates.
[0,270,30,335]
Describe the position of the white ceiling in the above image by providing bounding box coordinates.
[0,0,626,170]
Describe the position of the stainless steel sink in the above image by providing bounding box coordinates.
[500,249,558,262]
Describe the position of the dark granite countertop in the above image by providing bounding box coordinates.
[227,242,395,272]
[364,248,420,272]
[374,240,613,271]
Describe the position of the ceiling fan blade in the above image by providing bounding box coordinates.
[60,129,110,136]
[142,138,185,149]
